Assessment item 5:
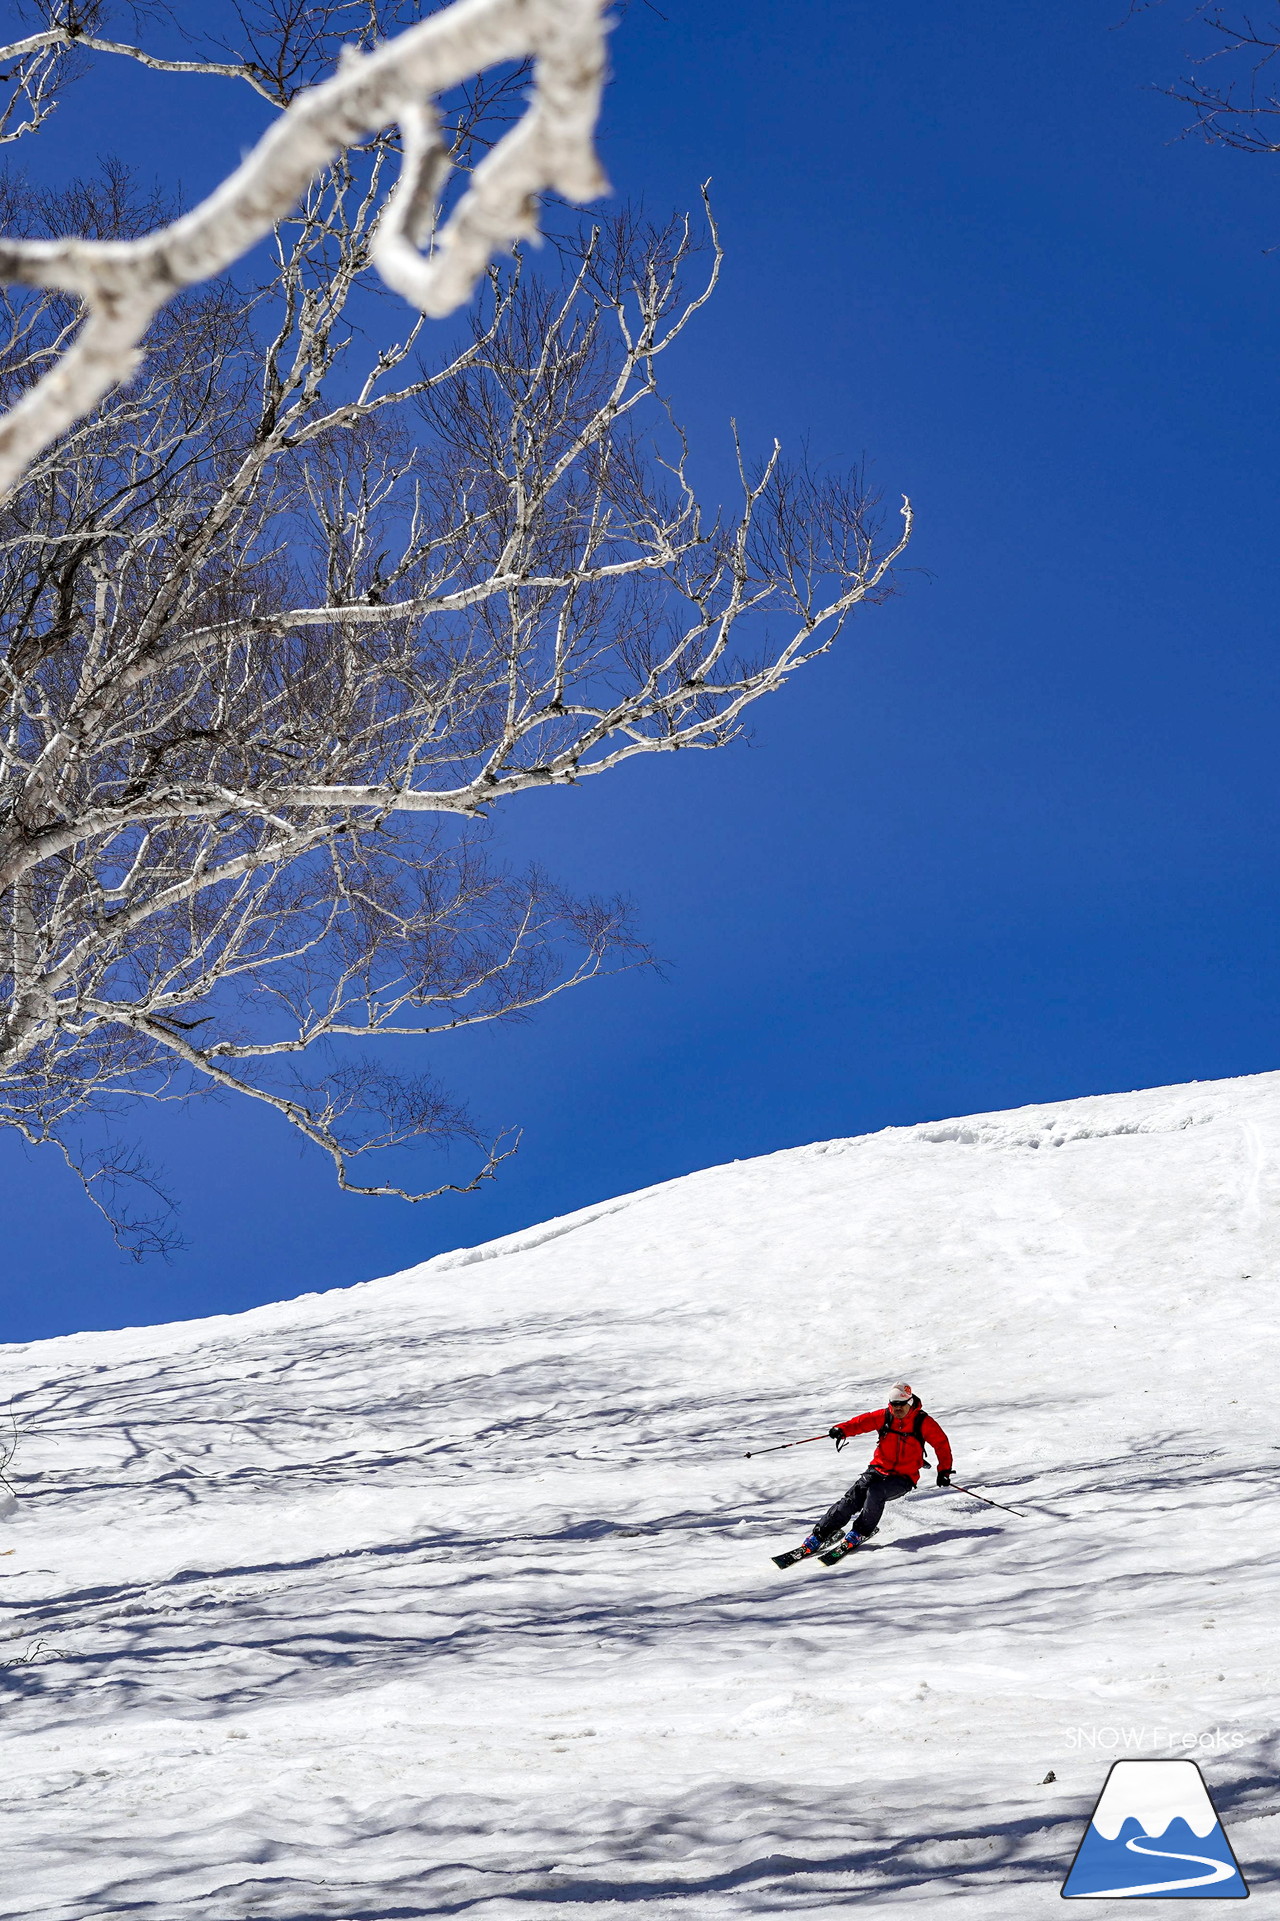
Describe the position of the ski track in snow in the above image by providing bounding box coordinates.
[0,1071,1277,1915]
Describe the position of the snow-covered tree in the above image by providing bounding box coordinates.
[0,2,909,1251]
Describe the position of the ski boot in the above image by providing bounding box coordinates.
[819,1529,863,1566]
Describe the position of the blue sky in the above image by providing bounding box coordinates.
[3,1,1279,1339]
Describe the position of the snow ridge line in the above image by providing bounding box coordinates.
[415,1136,866,1278]
[419,1179,684,1275]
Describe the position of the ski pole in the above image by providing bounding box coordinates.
[744,1432,831,1459]
[945,1481,1026,1517]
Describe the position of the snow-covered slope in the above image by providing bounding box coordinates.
[1,1071,1277,1916]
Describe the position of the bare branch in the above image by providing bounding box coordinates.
[1162,4,1280,155]
[0,0,609,496]
[0,54,908,1247]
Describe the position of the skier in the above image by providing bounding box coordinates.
[789,1382,953,1562]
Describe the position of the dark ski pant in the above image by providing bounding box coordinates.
[814,1467,914,1542]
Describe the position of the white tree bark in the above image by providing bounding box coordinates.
[0,7,911,1250]
[0,0,608,498]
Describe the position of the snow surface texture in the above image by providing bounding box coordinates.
[0,1071,1277,1916]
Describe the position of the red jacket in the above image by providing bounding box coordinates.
[831,1401,952,1484]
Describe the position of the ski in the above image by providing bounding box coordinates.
[771,1545,814,1569]
[818,1537,861,1566]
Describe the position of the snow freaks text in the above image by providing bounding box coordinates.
[1064,1727,1247,1753]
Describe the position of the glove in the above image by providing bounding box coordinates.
[827,1425,844,1440]
[936,1468,953,1488]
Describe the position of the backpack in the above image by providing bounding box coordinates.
[878,1404,928,1452]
